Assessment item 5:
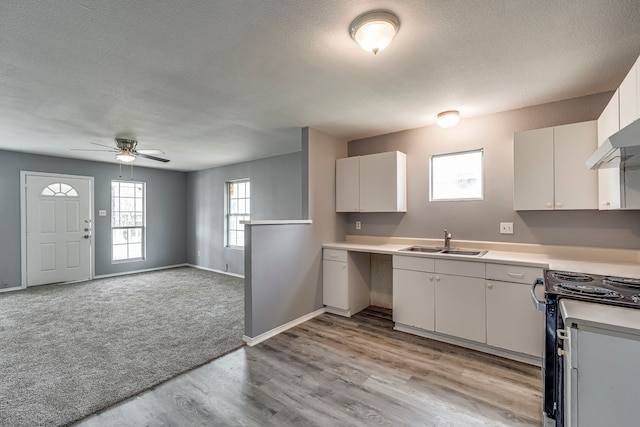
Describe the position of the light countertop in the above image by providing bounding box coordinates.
[323,236,640,278]
[560,299,640,336]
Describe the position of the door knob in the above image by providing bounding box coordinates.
[83,235,90,239]
[84,228,91,232]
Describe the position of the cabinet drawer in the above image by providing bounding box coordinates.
[486,263,543,284]
[323,249,347,262]
[393,255,435,272]
[435,259,485,278]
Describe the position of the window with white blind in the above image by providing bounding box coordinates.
[226,180,250,248]
[111,180,145,261]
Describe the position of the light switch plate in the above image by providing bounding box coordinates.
[500,222,514,234]
[99,210,107,217]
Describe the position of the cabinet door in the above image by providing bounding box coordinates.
[435,274,486,343]
[393,269,434,331]
[553,121,598,210]
[323,260,348,310]
[597,90,621,209]
[359,151,406,212]
[619,58,638,128]
[486,280,544,357]
[336,157,360,212]
[514,127,554,210]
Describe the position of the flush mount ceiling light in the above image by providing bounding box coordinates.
[437,110,461,128]
[350,11,400,54]
[116,150,136,163]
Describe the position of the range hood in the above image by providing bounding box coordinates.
[586,119,640,170]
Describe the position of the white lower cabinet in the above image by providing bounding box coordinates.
[393,263,435,331]
[434,274,486,343]
[485,263,544,357]
[322,249,370,317]
[391,256,544,363]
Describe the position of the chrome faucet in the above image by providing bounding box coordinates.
[444,229,452,249]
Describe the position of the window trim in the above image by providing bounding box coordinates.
[226,179,250,249]
[111,180,146,263]
[429,148,484,202]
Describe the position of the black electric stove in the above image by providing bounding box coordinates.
[544,269,640,308]
[534,269,640,426]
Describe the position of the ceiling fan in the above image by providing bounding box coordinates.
[71,138,170,163]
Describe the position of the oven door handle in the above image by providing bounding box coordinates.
[531,278,546,311]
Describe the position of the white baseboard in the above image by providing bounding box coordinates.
[0,285,25,293]
[186,264,244,279]
[94,263,188,279]
[243,307,327,347]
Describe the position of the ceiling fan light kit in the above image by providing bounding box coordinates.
[116,151,136,163]
[437,110,461,128]
[350,10,400,54]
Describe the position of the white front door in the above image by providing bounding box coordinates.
[24,173,93,286]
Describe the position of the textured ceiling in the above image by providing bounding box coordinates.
[1,0,640,171]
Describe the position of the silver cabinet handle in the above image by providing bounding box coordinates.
[530,278,545,311]
[508,272,525,279]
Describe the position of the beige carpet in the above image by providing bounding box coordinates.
[0,267,244,427]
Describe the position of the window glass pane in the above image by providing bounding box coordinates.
[230,199,237,214]
[245,199,250,214]
[68,189,78,196]
[120,184,135,198]
[113,244,128,260]
[42,188,55,196]
[129,228,142,243]
[128,243,142,259]
[113,229,128,245]
[229,230,237,246]
[112,182,119,197]
[238,199,245,214]
[237,231,244,246]
[431,149,483,201]
[238,182,245,198]
[245,182,250,197]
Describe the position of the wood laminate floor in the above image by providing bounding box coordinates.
[76,307,542,426]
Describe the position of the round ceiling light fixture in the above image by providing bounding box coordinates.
[116,150,136,163]
[437,110,461,128]
[350,11,400,54]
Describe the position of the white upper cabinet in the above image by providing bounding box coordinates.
[336,151,407,212]
[335,156,360,212]
[597,90,622,210]
[619,56,639,128]
[514,121,598,210]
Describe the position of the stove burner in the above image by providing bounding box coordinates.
[603,276,640,289]
[554,282,621,298]
[551,271,594,282]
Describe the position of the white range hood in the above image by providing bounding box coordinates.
[586,119,640,170]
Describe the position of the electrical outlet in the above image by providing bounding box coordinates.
[98,210,107,217]
[355,220,361,230]
[500,222,514,234]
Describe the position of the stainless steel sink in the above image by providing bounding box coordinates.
[399,246,487,257]
[439,249,487,256]
[398,246,442,253]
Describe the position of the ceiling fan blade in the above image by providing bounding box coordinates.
[90,141,118,149]
[70,148,116,152]
[137,149,165,155]
[136,152,170,163]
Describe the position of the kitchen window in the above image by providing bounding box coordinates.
[226,179,250,248]
[111,180,145,261]
[430,148,484,201]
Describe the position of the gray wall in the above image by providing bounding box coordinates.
[0,150,187,287]
[186,151,303,275]
[244,128,348,338]
[346,92,640,249]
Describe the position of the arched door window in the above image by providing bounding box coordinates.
[41,183,79,197]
